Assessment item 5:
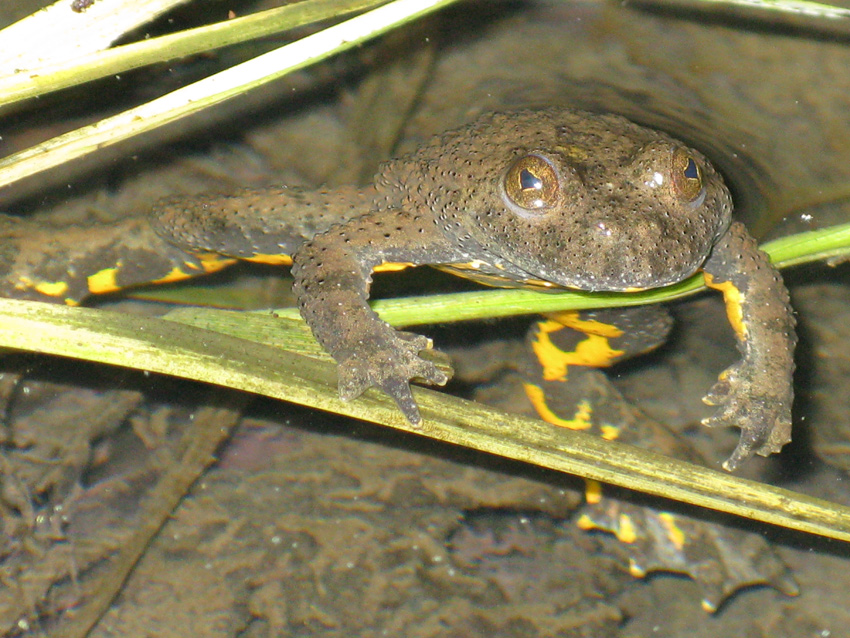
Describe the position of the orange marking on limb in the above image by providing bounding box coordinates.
[151,266,196,285]
[577,501,638,544]
[532,319,624,381]
[658,512,686,551]
[616,513,637,544]
[87,254,236,294]
[704,272,746,338]
[87,266,120,294]
[198,253,237,273]
[584,479,603,504]
[547,310,624,339]
[600,424,620,440]
[374,261,414,273]
[522,382,593,430]
[15,276,34,292]
[17,276,72,300]
[34,281,69,297]
[243,253,293,266]
[629,559,647,578]
[576,513,595,530]
[152,254,237,285]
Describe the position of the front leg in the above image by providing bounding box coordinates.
[291,209,463,424]
[702,221,797,471]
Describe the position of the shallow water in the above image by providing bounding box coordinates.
[2,1,850,636]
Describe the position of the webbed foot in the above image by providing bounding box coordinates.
[702,361,793,471]
[336,330,449,425]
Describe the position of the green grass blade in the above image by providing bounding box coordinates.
[688,0,850,19]
[762,220,850,267]
[238,221,850,328]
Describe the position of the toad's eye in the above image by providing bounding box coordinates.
[672,148,704,202]
[502,154,560,212]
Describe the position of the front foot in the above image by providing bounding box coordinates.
[336,330,450,426]
[702,361,793,472]
[702,221,796,471]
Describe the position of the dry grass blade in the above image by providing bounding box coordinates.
[0,298,847,543]
[0,0,461,189]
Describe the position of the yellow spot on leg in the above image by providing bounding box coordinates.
[600,424,620,440]
[704,272,746,338]
[616,513,637,544]
[373,261,413,273]
[16,276,77,304]
[522,382,593,430]
[151,267,197,285]
[701,599,719,613]
[584,479,602,504]
[532,317,625,382]
[243,253,293,267]
[657,512,686,550]
[198,253,238,273]
[548,310,624,338]
[87,266,120,294]
[629,559,647,578]
[34,281,69,297]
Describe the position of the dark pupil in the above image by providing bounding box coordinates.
[519,168,543,191]
[683,158,699,180]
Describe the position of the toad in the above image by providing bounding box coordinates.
[0,108,796,470]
